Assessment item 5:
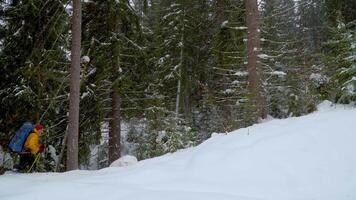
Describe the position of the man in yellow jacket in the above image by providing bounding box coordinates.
[17,124,45,171]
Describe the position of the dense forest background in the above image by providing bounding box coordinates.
[0,0,355,171]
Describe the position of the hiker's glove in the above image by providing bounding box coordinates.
[38,144,45,153]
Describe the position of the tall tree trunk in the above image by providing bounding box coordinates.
[109,89,121,164]
[67,0,81,171]
[108,1,122,165]
[245,0,267,119]
[175,20,185,121]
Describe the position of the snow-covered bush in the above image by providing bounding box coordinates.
[127,108,198,160]
[0,145,14,173]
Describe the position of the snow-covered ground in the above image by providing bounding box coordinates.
[1,101,356,200]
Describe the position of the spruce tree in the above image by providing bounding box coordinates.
[324,0,356,102]
[82,0,148,165]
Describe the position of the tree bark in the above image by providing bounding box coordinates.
[107,0,122,165]
[67,0,81,171]
[109,89,121,164]
[216,0,226,25]
[245,0,267,119]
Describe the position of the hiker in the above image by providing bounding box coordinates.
[17,124,45,171]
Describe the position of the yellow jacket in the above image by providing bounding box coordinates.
[24,130,41,154]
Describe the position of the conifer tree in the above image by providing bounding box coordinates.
[324,0,356,102]
[209,0,252,130]
[82,0,148,165]
[0,0,70,171]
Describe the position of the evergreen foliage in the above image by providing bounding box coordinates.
[0,0,69,171]
[324,0,356,103]
[0,0,355,171]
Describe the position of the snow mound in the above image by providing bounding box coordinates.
[316,100,354,112]
[316,100,334,111]
[109,155,138,167]
[1,105,356,200]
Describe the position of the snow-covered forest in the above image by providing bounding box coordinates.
[0,0,355,177]
[1,101,356,199]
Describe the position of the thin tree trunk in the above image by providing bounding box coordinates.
[109,89,121,164]
[245,0,267,119]
[184,73,191,122]
[175,71,182,121]
[175,21,185,121]
[175,59,182,121]
[67,0,81,171]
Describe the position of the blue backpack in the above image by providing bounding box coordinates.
[8,122,34,153]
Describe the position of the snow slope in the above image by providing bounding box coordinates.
[1,102,356,200]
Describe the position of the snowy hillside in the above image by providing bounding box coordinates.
[1,102,356,200]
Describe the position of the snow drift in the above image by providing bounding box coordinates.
[1,102,356,200]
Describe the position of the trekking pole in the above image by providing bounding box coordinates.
[27,154,41,173]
